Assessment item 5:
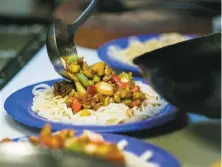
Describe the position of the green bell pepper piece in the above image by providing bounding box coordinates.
[77,73,94,88]
[67,54,78,63]
[75,81,86,95]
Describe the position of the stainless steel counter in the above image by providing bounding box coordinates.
[126,113,221,167]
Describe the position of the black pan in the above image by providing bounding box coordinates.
[134,33,221,118]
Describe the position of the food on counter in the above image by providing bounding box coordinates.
[0,124,159,167]
[108,33,191,64]
[31,56,167,125]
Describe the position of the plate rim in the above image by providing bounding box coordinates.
[4,78,178,133]
[97,33,198,76]
[12,132,181,167]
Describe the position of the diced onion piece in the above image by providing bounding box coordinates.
[83,130,104,144]
[95,82,114,96]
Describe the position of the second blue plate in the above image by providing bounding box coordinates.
[13,132,180,167]
[98,34,196,76]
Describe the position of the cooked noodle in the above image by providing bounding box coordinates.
[108,33,191,65]
[31,81,167,125]
[117,139,159,167]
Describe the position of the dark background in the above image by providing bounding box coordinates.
[0,0,220,90]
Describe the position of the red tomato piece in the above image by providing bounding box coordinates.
[112,75,121,82]
[130,99,142,107]
[72,98,82,113]
[116,81,127,88]
[87,86,97,95]
[132,85,140,92]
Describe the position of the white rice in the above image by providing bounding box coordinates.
[31,81,167,125]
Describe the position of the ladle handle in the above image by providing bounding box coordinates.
[73,0,98,27]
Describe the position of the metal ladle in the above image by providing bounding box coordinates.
[46,0,98,81]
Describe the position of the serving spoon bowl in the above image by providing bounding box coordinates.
[46,0,98,81]
[134,33,221,118]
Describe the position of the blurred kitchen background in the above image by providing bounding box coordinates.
[0,0,221,90]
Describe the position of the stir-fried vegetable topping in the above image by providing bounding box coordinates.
[0,124,125,165]
[54,57,146,113]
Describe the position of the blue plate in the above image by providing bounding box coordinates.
[5,77,178,133]
[13,132,180,167]
[98,34,197,76]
